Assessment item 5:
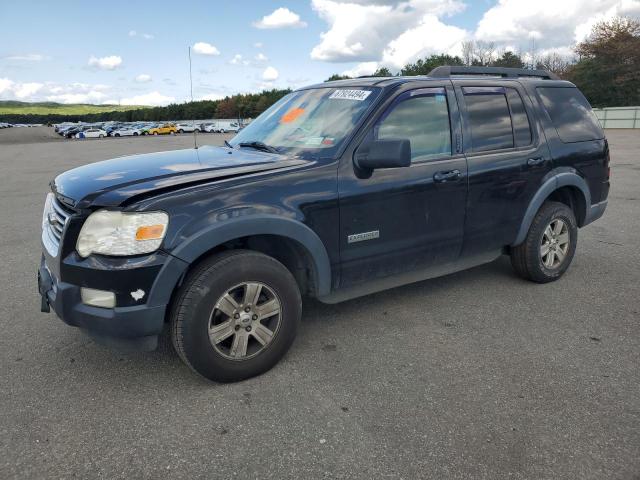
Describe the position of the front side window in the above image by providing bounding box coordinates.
[230,87,380,157]
[375,89,451,161]
[463,87,514,152]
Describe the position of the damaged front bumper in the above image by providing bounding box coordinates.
[38,248,188,351]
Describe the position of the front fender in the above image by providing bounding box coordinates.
[513,171,591,246]
[168,215,332,296]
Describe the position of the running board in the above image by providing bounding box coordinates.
[317,251,502,304]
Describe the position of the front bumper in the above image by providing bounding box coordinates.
[38,250,188,351]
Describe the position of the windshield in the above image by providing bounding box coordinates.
[229,87,380,157]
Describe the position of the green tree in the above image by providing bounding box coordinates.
[566,17,640,107]
[372,67,393,77]
[325,74,351,81]
[400,54,464,76]
[492,51,525,68]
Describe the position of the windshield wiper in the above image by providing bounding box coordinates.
[224,140,234,149]
[238,141,279,154]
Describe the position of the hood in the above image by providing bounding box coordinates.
[52,145,308,208]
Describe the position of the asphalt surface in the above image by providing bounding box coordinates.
[0,127,638,479]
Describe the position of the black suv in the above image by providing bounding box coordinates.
[38,67,609,382]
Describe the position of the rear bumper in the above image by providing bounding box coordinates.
[584,200,608,226]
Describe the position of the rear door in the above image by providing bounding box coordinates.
[338,82,468,288]
[454,80,552,256]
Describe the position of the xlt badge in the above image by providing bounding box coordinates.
[347,230,380,244]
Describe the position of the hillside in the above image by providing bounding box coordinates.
[0,100,148,116]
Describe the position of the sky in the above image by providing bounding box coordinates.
[1,0,638,106]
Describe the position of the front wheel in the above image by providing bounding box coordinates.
[99,134,104,138]
[178,129,184,134]
[133,132,139,136]
[510,201,578,283]
[153,132,158,135]
[171,250,302,382]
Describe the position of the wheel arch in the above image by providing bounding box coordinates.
[513,171,591,246]
[163,216,332,300]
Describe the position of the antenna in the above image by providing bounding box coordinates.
[188,46,197,149]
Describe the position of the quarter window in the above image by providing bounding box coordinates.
[375,89,452,161]
[506,88,532,147]
[537,87,603,143]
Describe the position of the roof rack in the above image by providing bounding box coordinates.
[428,65,559,80]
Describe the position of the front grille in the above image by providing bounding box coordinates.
[42,194,74,256]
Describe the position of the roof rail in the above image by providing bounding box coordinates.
[428,65,559,80]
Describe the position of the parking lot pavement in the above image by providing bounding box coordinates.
[0,127,638,479]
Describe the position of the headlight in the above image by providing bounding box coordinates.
[76,210,168,257]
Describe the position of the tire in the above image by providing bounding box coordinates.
[510,201,578,283]
[153,132,158,136]
[99,134,104,138]
[133,132,139,136]
[171,250,302,382]
[115,133,120,137]
[220,129,226,134]
[178,129,184,134]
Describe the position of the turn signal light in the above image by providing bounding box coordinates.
[135,224,165,241]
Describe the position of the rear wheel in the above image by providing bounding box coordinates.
[178,129,184,134]
[510,201,577,283]
[133,132,139,136]
[115,133,120,137]
[99,134,104,138]
[171,250,302,382]
[153,132,158,136]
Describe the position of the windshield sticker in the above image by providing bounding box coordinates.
[280,107,305,123]
[305,137,325,145]
[329,89,371,101]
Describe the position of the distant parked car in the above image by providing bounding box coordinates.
[64,126,90,138]
[202,124,218,133]
[76,128,107,139]
[175,123,198,134]
[139,124,157,135]
[198,123,213,132]
[112,128,141,137]
[148,123,177,135]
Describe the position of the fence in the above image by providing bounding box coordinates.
[592,107,640,129]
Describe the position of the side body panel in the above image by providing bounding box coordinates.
[454,79,553,256]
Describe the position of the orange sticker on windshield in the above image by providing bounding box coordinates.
[280,107,305,123]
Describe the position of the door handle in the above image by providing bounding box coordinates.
[527,157,545,167]
[433,169,461,183]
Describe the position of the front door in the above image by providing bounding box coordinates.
[338,85,468,288]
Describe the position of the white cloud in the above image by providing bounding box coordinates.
[382,15,467,69]
[88,55,122,70]
[0,78,115,103]
[310,0,466,62]
[253,7,307,29]
[262,66,279,81]
[135,74,152,83]
[254,42,264,48]
[255,53,268,62]
[129,30,154,39]
[193,42,220,56]
[475,0,640,52]
[341,61,379,77]
[119,91,175,106]
[230,54,250,66]
[3,54,47,61]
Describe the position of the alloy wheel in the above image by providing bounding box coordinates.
[208,282,282,360]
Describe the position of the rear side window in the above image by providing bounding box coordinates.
[537,87,603,143]
[376,89,451,160]
[463,87,513,152]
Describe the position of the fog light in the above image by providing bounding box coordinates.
[81,288,116,308]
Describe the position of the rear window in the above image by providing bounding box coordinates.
[537,87,603,143]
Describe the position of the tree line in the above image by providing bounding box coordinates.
[1,17,637,125]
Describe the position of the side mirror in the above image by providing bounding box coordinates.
[355,139,411,170]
